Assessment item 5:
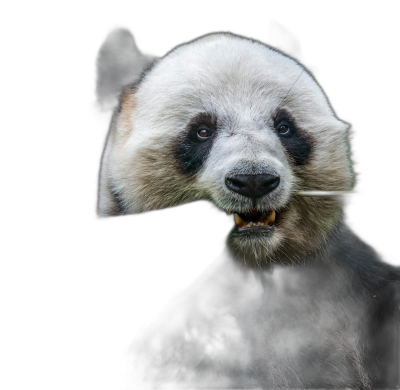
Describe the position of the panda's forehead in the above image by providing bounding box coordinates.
[133,34,331,134]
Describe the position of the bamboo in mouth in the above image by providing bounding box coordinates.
[294,191,359,197]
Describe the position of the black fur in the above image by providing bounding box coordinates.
[65,204,400,390]
[174,112,217,174]
[96,28,154,110]
[273,109,314,165]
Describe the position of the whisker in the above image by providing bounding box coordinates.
[294,190,354,197]
[279,90,313,106]
[276,69,304,111]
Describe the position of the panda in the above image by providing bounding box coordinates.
[96,29,400,388]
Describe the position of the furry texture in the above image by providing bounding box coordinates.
[98,31,354,264]
[96,30,400,388]
[131,228,400,388]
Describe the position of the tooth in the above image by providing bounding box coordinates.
[234,214,245,228]
[265,210,276,226]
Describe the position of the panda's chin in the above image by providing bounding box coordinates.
[235,225,275,233]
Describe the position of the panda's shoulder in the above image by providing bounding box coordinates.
[306,223,400,311]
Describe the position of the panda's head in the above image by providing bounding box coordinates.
[97,30,355,266]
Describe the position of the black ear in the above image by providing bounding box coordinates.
[96,29,157,109]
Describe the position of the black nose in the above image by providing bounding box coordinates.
[225,174,280,198]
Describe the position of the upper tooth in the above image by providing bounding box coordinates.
[265,210,276,226]
[234,214,245,227]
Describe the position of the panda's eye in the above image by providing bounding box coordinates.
[277,124,291,135]
[197,127,212,140]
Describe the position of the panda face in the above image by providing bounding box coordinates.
[99,33,355,266]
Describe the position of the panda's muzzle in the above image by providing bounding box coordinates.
[224,173,279,230]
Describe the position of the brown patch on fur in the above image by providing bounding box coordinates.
[125,134,209,212]
[116,87,137,145]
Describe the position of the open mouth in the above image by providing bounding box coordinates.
[229,209,276,231]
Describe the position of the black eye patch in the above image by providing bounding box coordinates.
[174,112,217,175]
[273,109,314,165]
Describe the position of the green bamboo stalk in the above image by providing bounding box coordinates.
[294,191,359,197]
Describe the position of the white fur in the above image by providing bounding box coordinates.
[98,33,353,267]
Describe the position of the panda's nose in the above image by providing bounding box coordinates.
[225,174,280,198]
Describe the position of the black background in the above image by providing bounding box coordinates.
[43,7,399,262]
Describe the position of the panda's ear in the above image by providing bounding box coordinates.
[96,28,157,109]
